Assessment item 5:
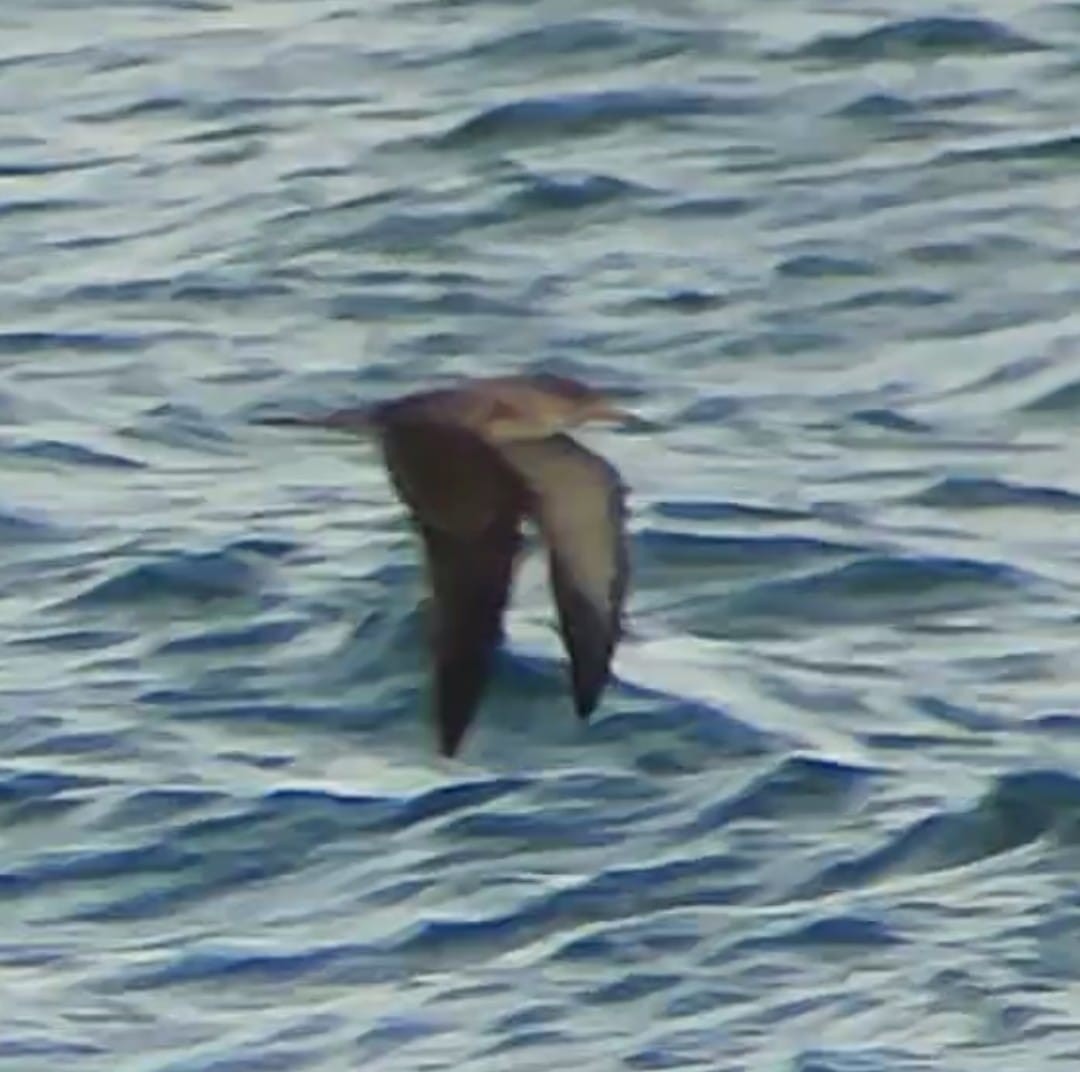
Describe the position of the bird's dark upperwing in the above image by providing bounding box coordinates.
[497,434,628,719]
[378,417,526,757]
[418,520,523,756]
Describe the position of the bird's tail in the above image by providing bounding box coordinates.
[253,408,374,436]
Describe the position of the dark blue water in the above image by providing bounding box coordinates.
[3,2,1080,1068]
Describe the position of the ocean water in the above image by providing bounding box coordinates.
[3,0,1080,1068]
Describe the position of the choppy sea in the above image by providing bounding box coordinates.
[3,1,1080,1069]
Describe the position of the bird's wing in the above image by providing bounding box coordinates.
[497,434,628,719]
[378,418,527,757]
[418,519,522,756]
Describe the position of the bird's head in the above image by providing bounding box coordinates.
[477,374,640,442]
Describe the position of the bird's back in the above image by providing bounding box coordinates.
[374,402,527,536]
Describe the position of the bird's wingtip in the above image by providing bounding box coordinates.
[570,662,611,721]
[436,716,469,758]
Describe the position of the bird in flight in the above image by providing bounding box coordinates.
[264,373,637,757]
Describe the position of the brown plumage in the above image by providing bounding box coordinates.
[265,373,635,757]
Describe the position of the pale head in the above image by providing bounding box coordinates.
[471,374,635,443]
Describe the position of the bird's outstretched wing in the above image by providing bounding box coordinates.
[378,418,527,757]
[418,519,522,756]
[498,434,628,718]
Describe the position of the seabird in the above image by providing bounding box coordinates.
[264,373,636,756]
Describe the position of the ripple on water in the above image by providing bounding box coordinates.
[652,500,811,524]
[833,92,918,120]
[938,133,1080,169]
[1021,377,1080,414]
[638,530,859,572]
[775,254,879,279]
[69,546,271,608]
[847,408,932,433]
[797,769,1080,900]
[0,155,127,177]
[0,506,68,545]
[118,403,237,455]
[436,88,722,149]
[909,476,1080,511]
[688,755,880,835]
[725,552,1034,628]
[587,696,775,765]
[4,439,145,471]
[0,330,144,356]
[792,1047,925,1072]
[441,17,715,70]
[790,16,1047,62]
[392,848,749,970]
[42,781,535,925]
[502,170,647,215]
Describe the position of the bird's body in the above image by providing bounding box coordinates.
[269,374,633,756]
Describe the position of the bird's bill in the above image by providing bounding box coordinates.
[587,398,632,422]
[586,399,654,432]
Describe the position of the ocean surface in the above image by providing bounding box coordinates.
[3,1,1080,1068]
